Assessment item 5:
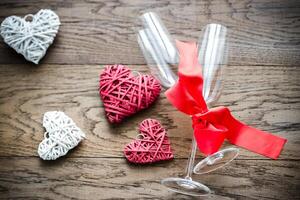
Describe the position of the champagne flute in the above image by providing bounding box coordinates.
[137,12,178,88]
[137,12,238,196]
[193,24,239,175]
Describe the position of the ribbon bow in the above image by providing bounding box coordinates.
[165,41,287,159]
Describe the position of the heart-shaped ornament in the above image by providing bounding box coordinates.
[38,111,85,160]
[0,9,60,64]
[124,119,174,164]
[99,64,161,123]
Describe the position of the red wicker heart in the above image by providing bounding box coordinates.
[124,119,174,164]
[99,65,161,123]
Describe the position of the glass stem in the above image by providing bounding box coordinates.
[185,136,197,180]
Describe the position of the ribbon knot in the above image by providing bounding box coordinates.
[191,107,230,155]
[192,114,206,129]
[165,41,286,159]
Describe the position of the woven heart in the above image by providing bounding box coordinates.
[0,9,60,64]
[38,111,86,160]
[99,64,161,123]
[124,119,173,164]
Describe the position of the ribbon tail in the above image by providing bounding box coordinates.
[224,111,287,159]
[165,41,207,115]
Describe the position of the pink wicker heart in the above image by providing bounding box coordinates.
[124,119,174,164]
[99,65,161,123]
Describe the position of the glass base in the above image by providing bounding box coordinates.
[161,177,211,196]
[193,147,239,174]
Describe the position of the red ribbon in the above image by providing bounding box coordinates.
[165,41,287,159]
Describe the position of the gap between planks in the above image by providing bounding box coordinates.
[0,156,298,162]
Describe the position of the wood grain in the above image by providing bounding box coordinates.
[0,157,299,200]
[0,0,299,65]
[0,1,299,199]
[0,64,298,159]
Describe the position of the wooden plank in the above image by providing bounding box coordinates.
[0,64,299,159]
[0,0,299,65]
[0,157,299,199]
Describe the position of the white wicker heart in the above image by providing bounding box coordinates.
[0,9,60,64]
[38,111,86,160]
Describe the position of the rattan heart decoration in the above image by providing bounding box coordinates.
[99,64,161,123]
[124,119,173,164]
[0,9,60,64]
[38,111,86,160]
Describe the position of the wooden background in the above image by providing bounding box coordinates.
[0,0,299,199]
